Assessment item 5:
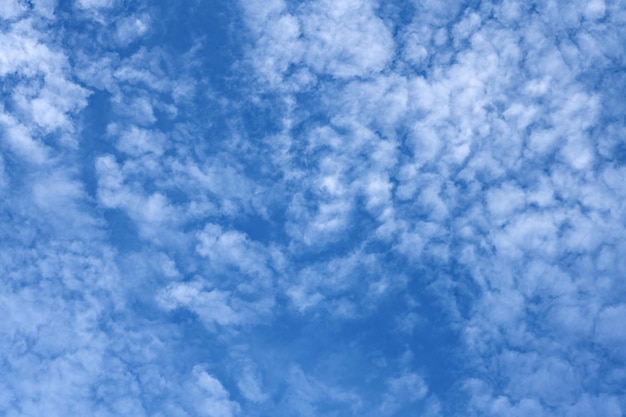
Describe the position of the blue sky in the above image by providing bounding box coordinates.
[1,0,625,416]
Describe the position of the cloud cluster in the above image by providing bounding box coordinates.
[1,0,625,416]
[237,0,626,415]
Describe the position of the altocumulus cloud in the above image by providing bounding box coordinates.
[1,0,625,416]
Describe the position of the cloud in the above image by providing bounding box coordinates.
[379,372,429,415]
[157,225,276,330]
[299,0,394,78]
[236,362,268,403]
[114,14,150,46]
[1,0,626,416]
[76,0,115,11]
[158,281,244,328]
[185,366,241,417]
[0,0,25,19]
[0,111,49,163]
[95,154,180,241]
[195,223,272,280]
[284,248,397,317]
[595,304,626,354]
[240,0,393,88]
[277,365,362,417]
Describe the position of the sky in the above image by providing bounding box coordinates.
[1,0,625,416]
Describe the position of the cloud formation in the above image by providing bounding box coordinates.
[1,0,625,416]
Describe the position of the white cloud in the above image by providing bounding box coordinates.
[22,75,90,133]
[284,249,395,317]
[241,0,393,88]
[95,154,179,240]
[31,96,68,130]
[0,155,6,192]
[195,223,274,285]
[0,112,48,164]
[115,14,150,46]
[0,16,90,166]
[158,223,276,330]
[486,182,526,224]
[159,281,242,328]
[76,0,115,10]
[567,394,622,417]
[300,0,394,78]
[110,124,165,156]
[187,366,241,417]
[279,365,362,417]
[379,372,429,415]
[112,94,157,125]
[595,304,626,352]
[0,229,139,416]
[2,0,625,416]
[31,0,57,18]
[0,0,25,19]
[584,0,606,20]
[236,364,268,403]
[30,171,103,235]
[0,20,65,76]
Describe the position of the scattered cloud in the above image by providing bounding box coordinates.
[1,0,625,415]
